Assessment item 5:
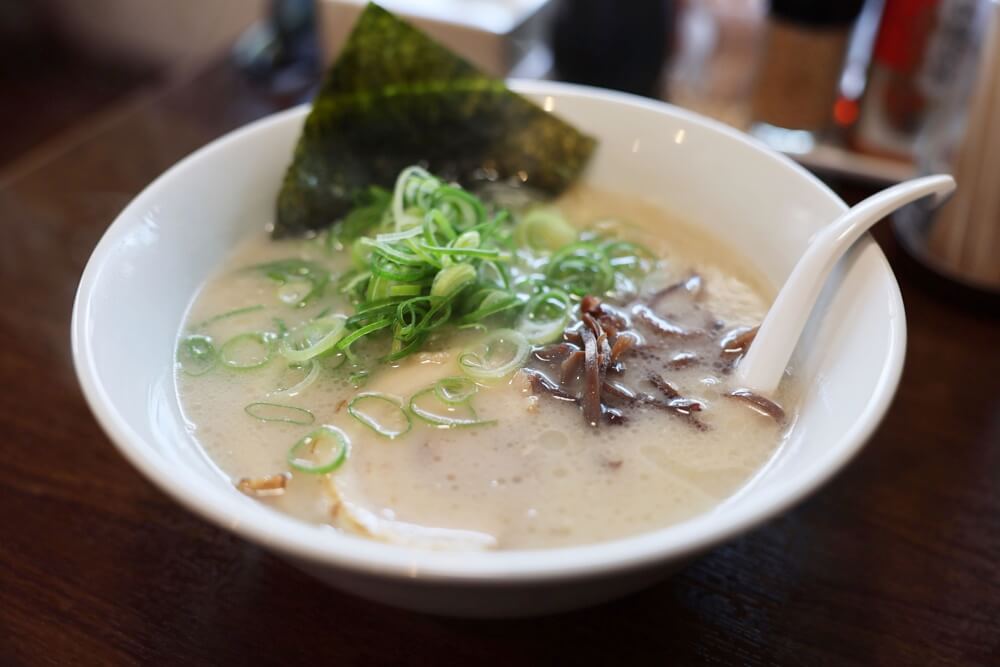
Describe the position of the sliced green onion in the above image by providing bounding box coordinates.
[350,242,371,270]
[546,242,615,297]
[383,334,427,362]
[194,305,264,329]
[388,283,424,297]
[323,351,348,370]
[459,289,521,323]
[287,425,350,474]
[347,299,401,328]
[602,240,655,275]
[423,209,457,246]
[355,297,403,316]
[517,289,572,344]
[392,166,437,230]
[329,165,661,362]
[431,263,476,297]
[404,237,442,267]
[514,209,577,251]
[376,226,424,243]
[251,259,329,307]
[434,376,478,404]
[433,184,485,226]
[418,244,503,259]
[458,329,530,380]
[369,256,435,282]
[470,209,509,240]
[348,392,411,439]
[409,388,495,428]
[244,402,315,425]
[364,274,391,302]
[272,318,289,338]
[219,332,273,370]
[339,268,371,297]
[281,314,347,363]
[361,238,428,266]
[454,230,480,249]
[478,260,509,289]
[394,296,451,342]
[273,361,320,396]
[348,369,369,387]
[277,278,314,305]
[336,317,393,359]
[334,185,391,241]
[177,334,216,376]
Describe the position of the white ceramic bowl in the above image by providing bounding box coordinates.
[72,81,905,617]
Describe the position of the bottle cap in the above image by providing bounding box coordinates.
[771,0,865,27]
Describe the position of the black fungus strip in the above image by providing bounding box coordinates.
[598,304,629,330]
[601,380,637,402]
[647,398,709,431]
[582,295,629,332]
[599,318,620,340]
[647,372,681,400]
[533,341,579,363]
[524,368,577,402]
[560,350,585,384]
[581,295,603,315]
[666,351,698,369]
[602,404,626,425]
[563,321,584,345]
[650,273,702,307]
[726,389,785,424]
[721,325,759,354]
[632,304,702,339]
[718,325,760,372]
[581,312,603,339]
[609,331,639,364]
[598,332,611,377]
[580,324,602,427]
[667,398,704,413]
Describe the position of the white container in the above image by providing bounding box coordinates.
[72,81,905,617]
[318,0,555,76]
[896,0,1000,291]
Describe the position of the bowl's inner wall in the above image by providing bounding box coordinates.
[81,87,901,544]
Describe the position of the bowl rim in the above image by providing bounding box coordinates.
[71,79,906,583]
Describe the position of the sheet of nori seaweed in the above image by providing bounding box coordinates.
[274,3,597,237]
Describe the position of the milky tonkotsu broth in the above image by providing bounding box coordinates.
[177,187,793,550]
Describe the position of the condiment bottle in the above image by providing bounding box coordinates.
[552,0,673,98]
[750,0,864,151]
[852,0,984,160]
[894,0,1000,290]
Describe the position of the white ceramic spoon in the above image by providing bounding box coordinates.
[733,174,956,396]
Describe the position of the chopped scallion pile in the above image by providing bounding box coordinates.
[180,164,659,441]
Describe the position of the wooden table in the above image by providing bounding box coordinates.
[2,61,997,665]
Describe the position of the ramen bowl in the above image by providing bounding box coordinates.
[72,81,904,617]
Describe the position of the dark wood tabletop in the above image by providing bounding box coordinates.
[2,60,997,666]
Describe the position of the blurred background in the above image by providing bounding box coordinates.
[2,0,997,287]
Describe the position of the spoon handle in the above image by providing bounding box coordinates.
[734,174,956,395]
